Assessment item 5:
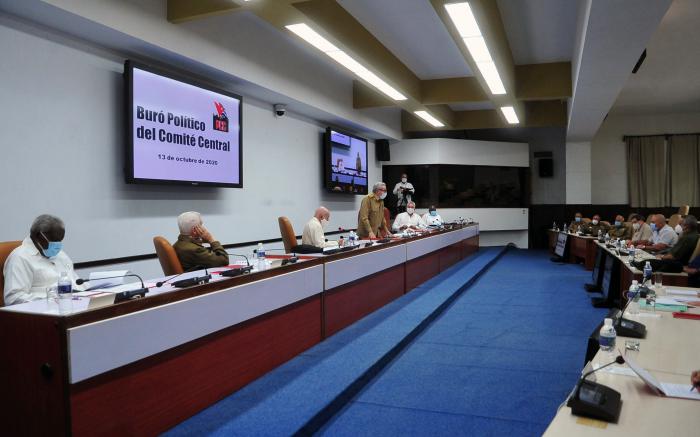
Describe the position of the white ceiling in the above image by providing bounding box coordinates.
[610,0,700,115]
[337,0,472,79]
[497,0,579,65]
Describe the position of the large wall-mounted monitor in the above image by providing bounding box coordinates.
[125,60,243,187]
[324,128,368,195]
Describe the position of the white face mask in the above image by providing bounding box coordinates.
[633,223,640,231]
[592,220,599,225]
[407,208,415,215]
[320,218,329,228]
[401,177,407,183]
[379,192,387,200]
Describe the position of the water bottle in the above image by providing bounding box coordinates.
[627,280,640,315]
[57,272,73,314]
[628,246,636,265]
[552,221,557,231]
[349,231,356,246]
[643,261,652,284]
[257,242,266,269]
[599,318,617,352]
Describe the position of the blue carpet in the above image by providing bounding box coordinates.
[319,249,607,436]
[165,247,506,436]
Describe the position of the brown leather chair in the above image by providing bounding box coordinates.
[153,236,184,276]
[582,218,592,224]
[679,205,690,216]
[0,241,22,307]
[690,238,700,264]
[646,214,654,224]
[278,217,298,254]
[383,207,391,234]
[600,220,611,227]
[668,214,682,229]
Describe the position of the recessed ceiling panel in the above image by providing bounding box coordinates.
[338,0,473,79]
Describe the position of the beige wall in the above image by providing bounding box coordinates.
[590,112,700,204]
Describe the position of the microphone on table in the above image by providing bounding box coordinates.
[155,265,211,288]
[219,253,254,277]
[254,248,298,264]
[613,284,647,338]
[567,355,625,422]
[76,273,149,302]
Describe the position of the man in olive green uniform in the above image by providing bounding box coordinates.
[568,212,585,233]
[357,182,391,239]
[173,211,229,271]
[583,214,610,236]
[657,215,699,265]
[608,214,632,240]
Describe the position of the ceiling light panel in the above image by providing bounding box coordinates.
[414,111,445,128]
[286,23,407,101]
[444,2,481,38]
[475,61,506,95]
[500,106,519,124]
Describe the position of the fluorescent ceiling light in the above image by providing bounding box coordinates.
[500,106,519,124]
[476,61,506,95]
[463,36,491,63]
[444,2,480,38]
[286,23,407,101]
[414,111,445,128]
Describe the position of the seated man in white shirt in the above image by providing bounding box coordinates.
[3,214,82,305]
[636,214,678,252]
[392,201,425,232]
[423,205,443,227]
[301,206,338,249]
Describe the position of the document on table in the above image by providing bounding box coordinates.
[665,288,700,297]
[625,356,700,400]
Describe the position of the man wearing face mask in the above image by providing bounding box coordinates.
[173,211,229,271]
[568,212,585,233]
[302,206,337,249]
[392,173,415,215]
[582,214,609,236]
[629,214,653,243]
[3,214,83,305]
[357,182,391,239]
[392,201,425,232]
[423,205,443,227]
[635,214,678,252]
[608,214,632,240]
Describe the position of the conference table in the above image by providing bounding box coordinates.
[543,286,700,436]
[0,224,479,436]
[548,229,597,270]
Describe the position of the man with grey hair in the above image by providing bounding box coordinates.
[656,215,698,265]
[3,214,83,305]
[302,206,337,249]
[173,211,229,271]
[392,201,425,232]
[357,182,390,239]
[635,214,678,252]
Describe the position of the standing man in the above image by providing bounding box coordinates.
[4,214,83,305]
[173,211,229,271]
[358,182,391,239]
[302,206,337,249]
[392,173,415,215]
[392,201,425,232]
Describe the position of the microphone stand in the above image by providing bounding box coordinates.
[567,355,625,422]
[76,273,149,302]
[155,265,211,289]
[220,253,254,277]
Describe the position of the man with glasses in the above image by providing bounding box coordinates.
[357,182,391,239]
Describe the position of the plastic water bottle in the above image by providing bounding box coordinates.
[643,261,652,284]
[599,318,617,352]
[349,231,356,246]
[57,272,73,313]
[257,242,266,269]
[628,246,636,265]
[627,280,640,315]
[552,221,557,231]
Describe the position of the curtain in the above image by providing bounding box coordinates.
[669,134,700,207]
[627,135,667,207]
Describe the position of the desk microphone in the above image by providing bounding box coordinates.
[156,266,211,288]
[220,252,254,277]
[254,248,298,264]
[614,287,647,338]
[567,355,625,422]
[76,273,148,302]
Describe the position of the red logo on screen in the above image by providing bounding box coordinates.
[213,102,229,132]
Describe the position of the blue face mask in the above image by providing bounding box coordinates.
[40,232,63,259]
[430,210,437,217]
[650,223,657,232]
[575,217,581,222]
[615,221,622,227]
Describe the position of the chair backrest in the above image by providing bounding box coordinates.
[679,205,690,216]
[278,217,298,254]
[627,213,636,222]
[0,240,22,307]
[582,218,592,224]
[690,238,700,264]
[153,236,183,276]
[668,214,682,228]
[600,221,611,227]
[383,207,390,227]
[646,214,654,224]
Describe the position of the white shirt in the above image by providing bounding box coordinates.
[674,224,683,235]
[301,217,335,248]
[3,237,82,305]
[423,213,443,226]
[392,181,415,206]
[651,225,678,247]
[392,212,425,232]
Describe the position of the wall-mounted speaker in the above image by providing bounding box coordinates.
[539,158,553,178]
[376,139,390,161]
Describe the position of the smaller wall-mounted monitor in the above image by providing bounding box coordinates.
[324,128,368,195]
